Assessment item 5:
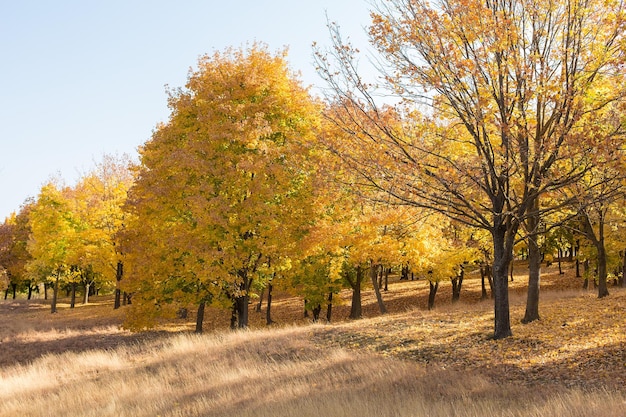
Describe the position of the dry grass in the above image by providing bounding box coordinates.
[1,260,625,416]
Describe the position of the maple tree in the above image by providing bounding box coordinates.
[0,203,33,299]
[26,182,80,313]
[70,154,134,305]
[316,0,626,338]
[122,44,320,330]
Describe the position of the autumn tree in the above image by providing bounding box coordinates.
[27,182,80,313]
[123,44,319,330]
[0,203,33,299]
[317,0,626,338]
[70,154,134,306]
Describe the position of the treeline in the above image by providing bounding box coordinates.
[2,0,626,339]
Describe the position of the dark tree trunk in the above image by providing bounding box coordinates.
[230,302,238,330]
[3,288,7,300]
[576,259,581,278]
[583,260,590,289]
[451,267,464,302]
[451,276,459,301]
[492,225,513,339]
[480,265,488,300]
[557,249,563,274]
[255,287,265,313]
[266,283,274,325]
[484,264,494,299]
[348,266,363,319]
[233,272,252,328]
[44,283,48,300]
[195,301,205,334]
[523,199,541,324]
[27,284,33,300]
[236,294,249,328]
[522,242,541,323]
[70,282,77,308]
[312,304,322,322]
[581,211,610,298]
[384,267,389,291]
[326,292,333,322]
[114,261,123,310]
[597,244,609,298]
[51,275,60,314]
[427,280,438,310]
[370,263,387,314]
[621,250,626,288]
[400,265,408,280]
[11,282,16,300]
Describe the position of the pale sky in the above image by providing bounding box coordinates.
[0,0,372,220]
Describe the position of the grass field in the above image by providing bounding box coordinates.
[1,261,625,416]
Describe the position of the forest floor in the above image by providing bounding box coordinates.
[1,260,625,416]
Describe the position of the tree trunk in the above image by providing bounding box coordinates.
[370,263,387,314]
[230,302,238,330]
[480,265,487,300]
[492,226,513,339]
[451,267,464,302]
[70,282,77,308]
[255,287,265,313]
[83,282,91,305]
[523,241,541,323]
[51,275,59,314]
[583,260,590,289]
[557,249,563,274]
[523,198,541,324]
[384,267,389,291]
[114,261,123,310]
[195,301,205,333]
[236,294,249,328]
[401,265,409,280]
[597,243,609,298]
[348,266,363,319]
[451,276,459,302]
[427,280,438,310]
[484,264,494,299]
[312,304,322,322]
[621,249,626,288]
[326,292,333,322]
[266,283,274,325]
[11,282,16,300]
[595,214,609,298]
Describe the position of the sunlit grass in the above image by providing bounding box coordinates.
[2,299,626,417]
[1,262,624,416]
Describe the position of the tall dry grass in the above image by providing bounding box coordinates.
[1,263,624,416]
[1,323,624,417]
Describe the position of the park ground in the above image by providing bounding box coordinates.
[1,260,625,416]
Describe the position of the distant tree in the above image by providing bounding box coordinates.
[27,183,80,313]
[0,202,33,300]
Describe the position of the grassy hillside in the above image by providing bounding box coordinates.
[1,261,625,416]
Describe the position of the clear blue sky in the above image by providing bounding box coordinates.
[0,0,372,220]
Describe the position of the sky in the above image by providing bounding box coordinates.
[0,0,372,220]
